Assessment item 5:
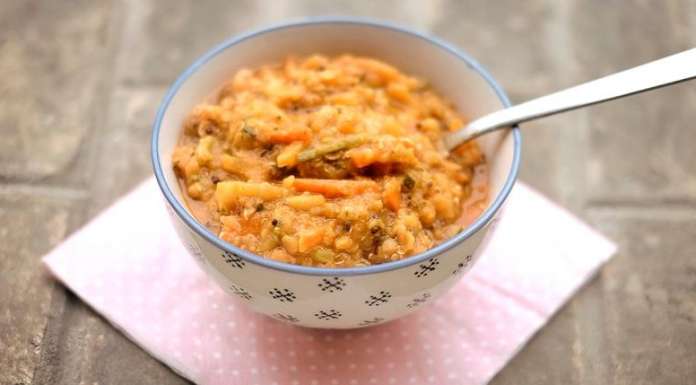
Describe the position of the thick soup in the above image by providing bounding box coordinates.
[173,55,488,268]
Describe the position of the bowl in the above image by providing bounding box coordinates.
[151,17,520,329]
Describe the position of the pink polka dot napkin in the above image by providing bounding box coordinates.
[43,178,615,385]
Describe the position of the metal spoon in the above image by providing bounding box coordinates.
[443,48,696,150]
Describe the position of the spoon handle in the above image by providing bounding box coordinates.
[445,48,696,149]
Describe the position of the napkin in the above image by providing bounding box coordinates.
[43,178,616,385]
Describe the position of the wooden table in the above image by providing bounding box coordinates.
[2,1,695,384]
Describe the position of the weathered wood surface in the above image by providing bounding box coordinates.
[1,1,695,384]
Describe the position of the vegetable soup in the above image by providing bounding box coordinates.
[173,55,488,267]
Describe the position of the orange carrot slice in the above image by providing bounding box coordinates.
[290,178,378,198]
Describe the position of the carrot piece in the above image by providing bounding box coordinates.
[297,227,325,253]
[345,147,376,168]
[276,141,304,167]
[383,177,402,211]
[262,125,311,144]
[290,178,378,198]
[356,58,400,82]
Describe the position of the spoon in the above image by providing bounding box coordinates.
[444,48,696,150]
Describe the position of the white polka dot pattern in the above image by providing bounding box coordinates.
[42,179,616,385]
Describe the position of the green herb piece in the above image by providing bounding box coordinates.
[297,134,368,162]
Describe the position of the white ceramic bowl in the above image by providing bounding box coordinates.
[152,18,520,329]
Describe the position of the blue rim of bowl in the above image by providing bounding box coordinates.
[151,16,521,276]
